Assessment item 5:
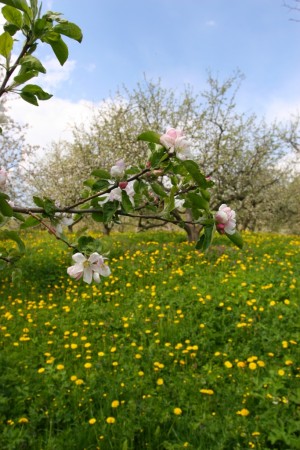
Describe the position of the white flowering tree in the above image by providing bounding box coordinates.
[0,0,243,283]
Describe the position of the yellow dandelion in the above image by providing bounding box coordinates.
[156,378,164,386]
[70,375,77,381]
[89,418,96,425]
[236,408,250,416]
[18,417,29,424]
[37,368,45,374]
[56,364,64,370]
[224,361,233,368]
[75,379,84,385]
[84,363,92,369]
[249,362,257,370]
[278,369,285,376]
[200,389,214,395]
[111,400,120,408]
[173,407,182,415]
[106,417,116,424]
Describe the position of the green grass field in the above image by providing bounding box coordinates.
[0,231,299,450]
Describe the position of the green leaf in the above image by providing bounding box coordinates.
[14,69,38,84]
[53,22,83,43]
[33,196,44,207]
[0,230,25,253]
[225,231,243,249]
[43,198,56,216]
[186,192,209,212]
[149,148,167,167]
[121,190,133,213]
[91,211,104,223]
[20,55,46,73]
[33,18,50,38]
[91,169,111,179]
[151,182,167,198]
[0,196,13,217]
[102,201,119,223]
[183,160,209,188]
[12,211,25,222]
[20,91,38,106]
[92,179,110,191]
[21,84,52,100]
[196,225,214,252]
[20,216,40,229]
[3,22,19,35]
[0,0,30,14]
[0,31,13,58]
[2,5,23,28]
[137,131,161,145]
[43,32,68,65]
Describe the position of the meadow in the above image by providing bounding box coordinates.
[0,230,299,450]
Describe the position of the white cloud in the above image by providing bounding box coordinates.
[7,96,97,148]
[38,56,77,92]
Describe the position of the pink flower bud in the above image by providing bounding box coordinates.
[216,223,226,234]
[119,181,128,189]
[215,204,236,235]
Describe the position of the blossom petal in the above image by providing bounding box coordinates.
[83,267,93,284]
[72,253,86,264]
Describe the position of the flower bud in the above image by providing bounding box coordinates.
[118,181,128,189]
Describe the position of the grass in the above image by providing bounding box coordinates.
[0,230,299,450]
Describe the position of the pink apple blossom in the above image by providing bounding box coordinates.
[215,204,236,235]
[160,128,193,160]
[67,252,111,284]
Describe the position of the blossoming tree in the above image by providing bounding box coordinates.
[0,0,243,283]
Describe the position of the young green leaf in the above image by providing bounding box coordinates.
[226,231,243,249]
[121,190,133,213]
[183,160,209,188]
[137,131,161,145]
[91,169,111,179]
[53,22,83,42]
[2,5,23,28]
[43,33,68,65]
[20,216,40,229]
[196,225,214,252]
[21,84,52,100]
[0,31,13,58]
[20,55,46,73]
[151,182,168,198]
[0,196,13,216]
[0,0,30,14]
[187,192,209,212]
[20,91,38,106]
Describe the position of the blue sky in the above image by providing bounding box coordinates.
[5,0,300,146]
[46,0,300,104]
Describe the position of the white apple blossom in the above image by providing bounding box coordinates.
[110,159,126,178]
[174,198,186,212]
[160,128,193,160]
[215,204,236,235]
[98,180,135,206]
[67,252,111,284]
